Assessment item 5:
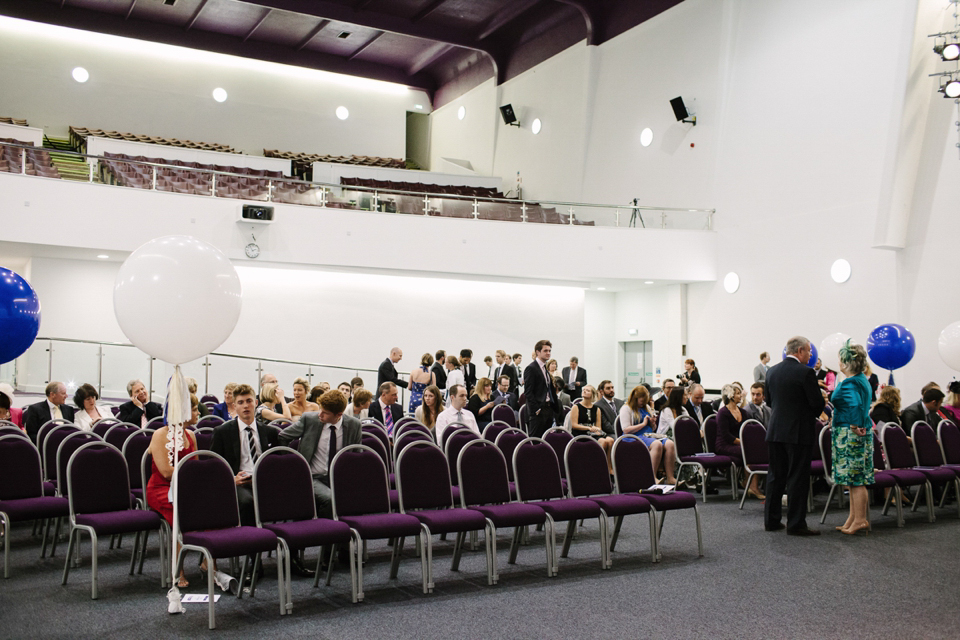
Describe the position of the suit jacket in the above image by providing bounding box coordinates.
[523,360,561,416]
[367,400,403,428]
[377,358,408,389]
[753,363,767,383]
[596,396,624,434]
[684,400,716,425]
[900,399,938,431]
[116,400,163,426]
[560,366,588,400]
[279,412,361,468]
[491,389,518,411]
[743,402,771,426]
[24,401,76,443]
[431,362,447,390]
[462,362,477,394]
[494,363,520,396]
[764,357,825,446]
[210,418,279,475]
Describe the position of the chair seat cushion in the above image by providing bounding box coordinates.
[470,503,546,527]
[0,496,69,521]
[636,491,697,511]
[810,460,825,475]
[680,455,733,469]
[869,471,898,489]
[587,493,651,517]
[339,513,423,540]
[410,508,487,535]
[530,498,602,522]
[76,509,161,536]
[886,469,929,486]
[131,488,143,501]
[262,519,352,550]
[182,526,278,558]
[916,467,957,485]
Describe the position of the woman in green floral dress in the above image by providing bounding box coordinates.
[830,341,874,535]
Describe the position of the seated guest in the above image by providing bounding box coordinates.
[654,379,676,412]
[467,377,496,430]
[73,383,114,431]
[491,375,519,411]
[289,377,320,418]
[435,384,480,442]
[184,377,210,417]
[0,382,24,429]
[257,382,291,423]
[869,386,901,427]
[344,388,373,420]
[24,381,76,442]
[408,353,436,413]
[259,373,293,407]
[444,355,465,402]
[657,387,689,437]
[595,380,623,435]
[187,395,200,427]
[337,382,352,402]
[743,382,771,426]
[619,385,677,485]
[308,385,325,405]
[684,383,715,426]
[116,379,160,428]
[368,382,403,435]
[415,385,444,430]
[212,383,239,421]
[351,376,364,394]
[570,385,614,470]
[554,376,572,410]
[943,381,960,424]
[716,384,764,500]
[901,383,945,430]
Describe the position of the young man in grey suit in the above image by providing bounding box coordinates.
[596,380,623,435]
[753,352,770,383]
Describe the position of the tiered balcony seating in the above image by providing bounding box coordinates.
[0,138,61,178]
[264,149,405,176]
[70,126,235,153]
[0,117,29,126]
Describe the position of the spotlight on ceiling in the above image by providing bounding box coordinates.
[942,79,960,99]
[670,96,696,126]
[499,104,520,127]
[935,41,960,62]
[72,67,89,83]
[212,87,227,102]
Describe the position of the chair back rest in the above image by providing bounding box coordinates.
[513,437,564,502]
[362,434,392,474]
[193,427,214,450]
[253,447,316,524]
[812,420,826,455]
[330,444,391,518]
[543,428,573,478]
[67,442,131,515]
[394,416,417,431]
[175,451,240,533]
[612,435,656,493]
[673,416,704,456]
[739,420,769,469]
[565,435,612,498]
[819,427,834,482]
[42,424,80,480]
[881,424,915,470]
[200,394,219,404]
[491,404,517,428]
[92,419,120,437]
[911,422,945,466]
[268,419,292,430]
[482,421,511,442]
[195,415,224,429]
[397,441,453,511]
[518,404,530,433]
[0,420,19,429]
[456,439,511,506]
[395,421,432,442]
[938,420,960,465]
[872,432,886,469]
[360,418,386,433]
[703,414,719,453]
[110,406,121,416]
[104,425,139,450]
[0,435,43,499]
[146,416,165,429]
[57,432,102,496]
[122,430,154,490]
[494,428,527,481]
[37,418,74,448]
[0,426,28,439]
[361,425,391,470]
[440,423,471,449]
[444,430,480,486]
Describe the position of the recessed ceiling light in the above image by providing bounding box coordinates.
[644,281,654,285]
[531,118,542,135]
[212,87,227,102]
[96,254,109,259]
[457,105,465,120]
[723,272,740,293]
[72,67,89,83]
[597,286,606,291]
[640,127,653,147]
[414,104,423,109]
[336,106,349,120]
[831,258,851,283]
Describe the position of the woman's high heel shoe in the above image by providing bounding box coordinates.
[748,488,765,500]
[841,523,870,536]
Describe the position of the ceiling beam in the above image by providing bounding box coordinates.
[352,0,376,10]
[242,8,271,42]
[295,19,329,51]
[410,0,448,23]
[476,0,542,40]
[124,0,137,21]
[184,0,208,31]
[347,30,383,60]
[406,41,452,75]
[553,0,597,45]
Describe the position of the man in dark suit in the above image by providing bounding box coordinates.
[460,349,477,395]
[367,382,403,435]
[116,379,163,427]
[763,336,826,536]
[561,357,587,400]
[494,350,519,396]
[901,385,946,430]
[654,379,676,413]
[743,382,771,426]
[523,340,561,438]
[596,380,624,435]
[23,381,75,443]
[377,348,408,390]
[431,350,447,390]
[491,374,519,411]
[683,383,715,426]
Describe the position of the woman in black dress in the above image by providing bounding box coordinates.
[716,383,764,500]
[869,386,901,427]
[679,358,701,386]
[570,385,615,471]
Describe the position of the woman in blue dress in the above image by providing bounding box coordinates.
[830,341,874,536]
[408,353,436,413]
[618,385,677,485]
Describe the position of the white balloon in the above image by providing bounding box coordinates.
[819,332,851,372]
[938,321,960,372]
[114,236,242,364]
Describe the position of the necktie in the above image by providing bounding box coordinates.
[384,405,394,435]
[52,404,62,420]
[246,426,259,463]
[696,405,703,423]
[327,424,338,473]
[456,410,463,423]
[141,410,147,428]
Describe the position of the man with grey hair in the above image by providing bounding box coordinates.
[763,336,825,536]
[377,347,408,390]
[116,379,163,427]
[24,381,75,443]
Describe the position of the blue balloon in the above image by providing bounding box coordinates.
[782,342,818,368]
[866,323,915,371]
[0,269,41,364]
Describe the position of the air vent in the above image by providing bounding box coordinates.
[337,31,351,39]
[163,0,177,6]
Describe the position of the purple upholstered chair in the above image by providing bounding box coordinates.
[911,422,960,517]
[702,414,719,453]
[444,430,480,491]
[611,435,703,559]
[491,405,517,429]
[481,420,511,443]
[518,404,530,434]
[92,419,120,438]
[193,427,215,451]
[361,435,400,510]
[738,420,769,510]
[61,442,163,599]
[456,439,548,584]
[121,429,153,507]
[938,420,960,467]
[174,450,280,629]
[361,424,391,470]
[195,415,224,430]
[0,435,70,577]
[439,423,471,450]
[394,416,418,432]
[0,426,27,439]
[252,447,352,615]
[104,424,139,451]
[42,424,80,484]
[393,430,434,466]
[494,428,527,485]
[674,416,736,502]
[145,416,165,430]
[200,394,219,404]
[360,418,386,433]
[512,437,607,575]
[396,441,489,591]
[330,444,426,602]
[37,418,75,447]
[394,421,432,443]
[543,428,573,481]
[880,426,935,524]
[564,435,656,565]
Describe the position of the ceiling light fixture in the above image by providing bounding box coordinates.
[640,128,653,147]
[644,281,654,285]
[96,254,109,259]
[723,272,740,294]
[831,258,852,283]
[457,106,465,120]
[531,118,542,134]
[212,87,227,102]
[336,106,349,120]
[597,286,606,291]
[72,67,89,83]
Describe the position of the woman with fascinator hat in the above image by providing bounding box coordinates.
[830,341,874,536]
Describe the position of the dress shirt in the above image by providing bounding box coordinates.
[656,407,688,436]
[237,417,261,474]
[48,400,63,421]
[537,359,551,401]
[435,406,480,443]
[567,366,577,388]
[309,415,343,477]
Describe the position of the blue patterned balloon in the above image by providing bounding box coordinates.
[0,268,41,364]
[782,342,818,368]
[866,323,915,371]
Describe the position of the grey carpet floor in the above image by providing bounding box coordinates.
[1,490,958,639]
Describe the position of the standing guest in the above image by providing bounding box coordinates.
[73,383,114,431]
[743,382,771,426]
[684,383,716,426]
[678,359,700,386]
[754,352,771,383]
[435,384,480,442]
[483,355,494,379]
[467,377,496,430]
[344,388,373,421]
[523,340,561,438]
[460,350,477,396]
[619,385,677,485]
[654,378,676,412]
[595,380,624,436]
[942,381,960,424]
[716,384,764,499]
[116,379,161,428]
[257,382,292,422]
[813,359,827,386]
[830,342,874,536]
[494,350,519,395]
[431,351,447,391]
[864,364,879,401]
[901,383,947,430]
[554,377,572,410]
[444,355,465,402]
[184,377,210,417]
[415,385,444,430]
[408,353,436,413]
[212,383,239,421]
[512,353,524,391]
[337,382,352,402]
[869,386,901,427]
[0,383,23,429]
[491,375,519,411]
[24,381,76,443]
[377,347,408,390]
[308,385,325,405]
[562,357,588,401]
[657,387,689,437]
[289,377,320,418]
[317,382,331,393]
[763,336,825,536]
[570,385,614,468]
[368,382,403,435]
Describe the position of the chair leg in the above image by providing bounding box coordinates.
[40,518,50,559]
[895,487,904,527]
[821,484,838,524]
[544,515,557,577]
[693,505,704,557]
[560,520,575,559]
[350,532,364,603]
[647,510,659,563]
[277,543,288,615]
[610,516,624,552]
[202,550,216,629]
[389,537,403,579]
[739,472,754,509]
[138,529,150,575]
[89,530,99,600]
[598,514,610,569]
[507,527,521,565]
[324,544,336,588]
[128,532,141,576]
[451,531,465,572]
[61,527,77,586]
[658,511,667,538]
[420,526,433,594]
[926,482,936,523]
[249,553,261,598]
[2,513,10,579]
[236,555,249,600]
[486,522,498,585]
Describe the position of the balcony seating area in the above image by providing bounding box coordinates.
[69,126,236,154]
[0,138,61,178]
[0,117,29,126]
[264,149,405,178]
[339,176,503,199]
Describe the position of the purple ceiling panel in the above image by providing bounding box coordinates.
[128,0,202,25]
[244,9,315,47]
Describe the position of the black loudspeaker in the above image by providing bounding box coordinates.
[241,204,274,221]
[499,104,518,125]
[670,97,689,121]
